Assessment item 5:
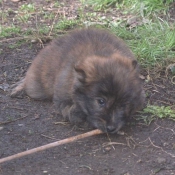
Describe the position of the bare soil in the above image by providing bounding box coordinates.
[0,1,175,175]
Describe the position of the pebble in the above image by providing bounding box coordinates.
[0,83,10,91]
[157,157,166,164]
[0,127,4,131]
[124,173,130,175]
[104,146,111,151]
[31,39,37,43]
[127,16,138,26]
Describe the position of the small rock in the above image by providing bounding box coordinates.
[124,173,130,175]
[3,72,7,77]
[101,16,106,20]
[137,159,142,163]
[163,142,168,146]
[43,170,48,173]
[27,21,32,24]
[18,124,24,126]
[11,0,20,2]
[139,74,145,80]
[104,146,111,152]
[0,127,4,131]
[127,16,138,26]
[117,131,125,135]
[31,39,37,43]
[157,157,166,164]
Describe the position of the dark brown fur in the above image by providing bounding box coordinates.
[11,28,145,133]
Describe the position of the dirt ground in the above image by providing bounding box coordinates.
[0,1,175,175]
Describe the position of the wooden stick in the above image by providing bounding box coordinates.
[0,129,103,164]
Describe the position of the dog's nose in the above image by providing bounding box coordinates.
[106,125,116,133]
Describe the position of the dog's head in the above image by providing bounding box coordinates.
[72,54,145,133]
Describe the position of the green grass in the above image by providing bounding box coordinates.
[109,20,175,67]
[0,25,21,38]
[54,18,81,30]
[85,0,174,16]
[16,3,35,23]
[129,0,174,17]
[0,24,50,39]
[19,3,35,12]
[138,105,175,125]
[85,0,120,10]
[37,26,50,35]
[8,40,25,49]
[43,12,55,20]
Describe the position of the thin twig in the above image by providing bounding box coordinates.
[5,106,28,111]
[106,132,115,150]
[0,115,28,125]
[48,8,62,36]
[0,129,103,163]
[148,137,175,158]
[40,134,57,140]
[102,142,126,147]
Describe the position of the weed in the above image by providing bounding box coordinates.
[17,3,35,23]
[37,26,50,35]
[138,105,175,125]
[17,14,31,23]
[144,105,175,118]
[19,4,35,13]
[53,2,60,8]
[43,12,55,20]
[0,25,21,38]
[8,41,24,49]
[0,11,8,23]
[54,18,80,30]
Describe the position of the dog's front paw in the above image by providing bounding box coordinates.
[69,105,87,125]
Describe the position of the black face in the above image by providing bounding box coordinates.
[73,74,144,133]
[72,56,145,133]
[87,96,127,133]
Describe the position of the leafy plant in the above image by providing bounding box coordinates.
[144,105,175,118]
[0,25,21,38]
[19,4,35,13]
[17,4,35,23]
[138,105,175,125]
[55,19,80,30]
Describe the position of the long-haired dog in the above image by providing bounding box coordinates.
[11,28,145,133]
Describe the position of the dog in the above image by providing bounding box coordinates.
[11,28,145,133]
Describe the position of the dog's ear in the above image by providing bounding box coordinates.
[132,60,138,69]
[74,62,86,83]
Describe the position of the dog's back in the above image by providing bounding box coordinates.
[12,28,136,100]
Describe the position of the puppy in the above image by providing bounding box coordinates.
[11,28,145,133]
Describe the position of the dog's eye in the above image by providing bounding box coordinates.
[97,98,106,107]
